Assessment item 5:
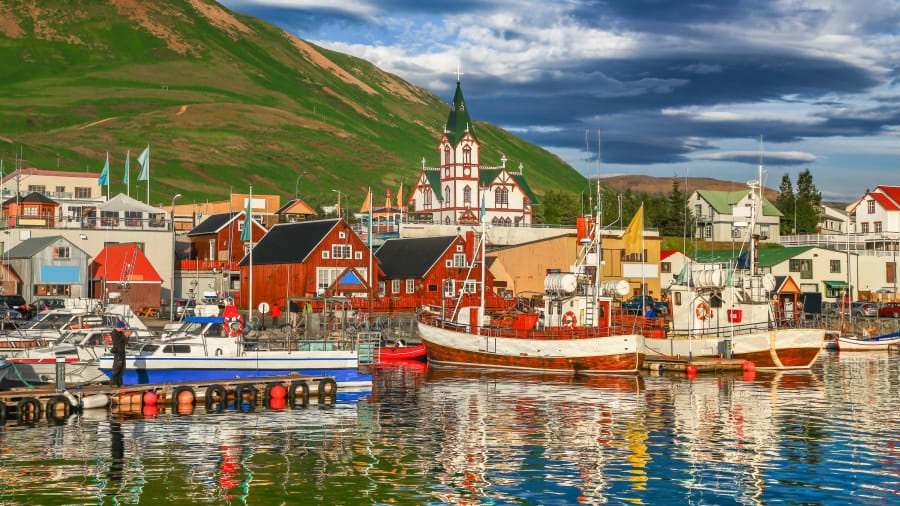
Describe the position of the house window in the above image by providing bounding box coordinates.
[495,188,509,207]
[875,222,882,233]
[463,145,471,164]
[888,262,896,284]
[462,280,477,293]
[124,211,142,227]
[453,253,467,268]
[861,222,869,233]
[406,279,415,294]
[423,189,432,207]
[789,259,813,279]
[731,227,742,238]
[661,262,671,274]
[868,201,875,213]
[830,260,841,273]
[54,247,70,259]
[444,145,451,164]
[23,207,38,216]
[331,244,352,259]
[316,268,342,294]
[55,186,65,194]
[321,250,330,259]
[695,204,702,216]
[463,186,471,206]
[378,281,385,295]
[457,245,463,252]
[443,279,455,297]
[392,279,400,294]
[355,251,362,260]
[75,187,92,199]
[338,231,346,239]
[445,187,451,206]
[28,185,46,194]
[428,284,437,292]
[704,224,712,238]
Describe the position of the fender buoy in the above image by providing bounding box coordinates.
[317,377,337,403]
[695,302,713,321]
[171,386,196,409]
[46,394,72,423]
[562,311,577,329]
[288,380,310,409]
[265,383,287,405]
[205,384,228,411]
[236,384,258,410]
[17,397,42,424]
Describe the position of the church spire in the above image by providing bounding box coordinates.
[445,80,476,146]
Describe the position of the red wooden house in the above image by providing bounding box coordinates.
[237,218,380,311]
[90,243,163,310]
[373,232,507,313]
[186,211,267,264]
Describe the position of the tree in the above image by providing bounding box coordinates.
[795,169,822,234]
[774,173,796,235]
[536,190,579,225]
[660,178,688,236]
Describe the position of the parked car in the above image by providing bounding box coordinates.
[30,297,68,313]
[173,298,196,318]
[851,301,878,318]
[877,302,900,318]
[0,294,32,320]
[621,295,668,316]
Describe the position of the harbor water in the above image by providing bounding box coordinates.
[0,351,897,505]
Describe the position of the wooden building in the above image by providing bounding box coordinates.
[5,235,89,298]
[186,211,267,262]
[90,243,163,310]
[2,192,60,228]
[374,233,506,313]
[237,218,378,311]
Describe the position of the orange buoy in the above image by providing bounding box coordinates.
[143,391,158,407]
[177,389,195,405]
[269,397,286,410]
[743,370,756,381]
[269,384,287,400]
[143,405,158,418]
[177,403,194,415]
[742,361,756,372]
[686,364,698,377]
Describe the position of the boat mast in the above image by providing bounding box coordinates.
[594,130,602,308]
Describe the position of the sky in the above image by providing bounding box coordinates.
[219,0,900,202]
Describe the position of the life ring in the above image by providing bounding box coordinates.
[46,394,72,423]
[288,380,310,409]
[317,377,337,403]
[696,302,713,321]
[236,384,258,410]
[17,397,42,424]
[562,311,577,329]
[205,384,228,411]
[225,316,244,337]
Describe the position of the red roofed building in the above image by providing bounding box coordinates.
[848,185,900,235]
[90,243,163,310]
[660,250,693,290]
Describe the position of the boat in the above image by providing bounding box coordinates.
[8,327,155,384]
[418,184,645,374]
[98,314,376,387]
[377,342,427,362]
[647,157,824,369]
[836,332,900,351]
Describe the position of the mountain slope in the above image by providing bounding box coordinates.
[0,0,586,208]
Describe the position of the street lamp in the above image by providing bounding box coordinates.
[170,193,182,321]
[331,189,343,218]
[295,171,309,200]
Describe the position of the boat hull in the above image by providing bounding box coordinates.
[419,321,642,374]
[98,353,372,387]
[377,344,427,362]
[8,357,106,384]
[644,328,824,369]
[837,333,900,351]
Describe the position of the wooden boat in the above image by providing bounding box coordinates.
[836,332,900,351]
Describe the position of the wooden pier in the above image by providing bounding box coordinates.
[645,357,751,373]
[0,374,337,425]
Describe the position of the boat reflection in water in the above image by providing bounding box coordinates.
[0,355,896,504]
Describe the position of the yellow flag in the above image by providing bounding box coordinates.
[359,188,371,213]
[396,183,403,209]
[622,204,644,255]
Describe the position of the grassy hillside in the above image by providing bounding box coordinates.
[0,0,585,210]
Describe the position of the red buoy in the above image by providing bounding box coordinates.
[686,364,698,377]
[177,389,195,405]
[143,405,158,418]
[269,397,286,410]
[143,391,158,407]
[742,361,756,372]
[269,384,287,399]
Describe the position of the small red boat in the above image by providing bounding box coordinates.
[377,343,427,362]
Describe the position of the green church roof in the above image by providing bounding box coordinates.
[444,81,477,146]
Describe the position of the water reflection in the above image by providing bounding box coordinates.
[0,354,896,504]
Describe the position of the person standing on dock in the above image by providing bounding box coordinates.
[110,321,127,387]
[271,303,281,329]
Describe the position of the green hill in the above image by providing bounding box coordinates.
[0,0,586,212]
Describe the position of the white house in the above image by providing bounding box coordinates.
[660,250,692,289]
[689,189,782,244]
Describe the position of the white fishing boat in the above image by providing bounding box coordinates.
[98,315,376,387]
[836,332,900,351]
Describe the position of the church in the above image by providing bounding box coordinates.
[406,79,537,226]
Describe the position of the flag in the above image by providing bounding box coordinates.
[396,183,403,209]
[480,191,486,220]
[98,152,109,186]
[359,189,371,213]
[622,204,644,255]
[123,150,130,184]
[240,193,252,242]
[137,145,150,181]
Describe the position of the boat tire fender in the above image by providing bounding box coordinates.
[204,384,228,411]
[317,377,337,402]
[46,394,71,422]
[17,397,42,424]
[236,384,258,408]
[288,380,310,408]
[0,401,7,424]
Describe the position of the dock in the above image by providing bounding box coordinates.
[645,357,751,373]
[0,374,337,425]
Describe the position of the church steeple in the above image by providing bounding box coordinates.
[445,80,476,146]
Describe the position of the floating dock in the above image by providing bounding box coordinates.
[645,357,751,373]
[0,374,337,425]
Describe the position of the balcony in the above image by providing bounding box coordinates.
[178,259,239,272]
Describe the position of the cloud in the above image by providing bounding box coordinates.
[692,150,818,166]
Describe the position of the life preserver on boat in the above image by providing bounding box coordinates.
[696,302,713,321]
[562,311,577,329]
[225,315,244,337]
[17,397,42,424]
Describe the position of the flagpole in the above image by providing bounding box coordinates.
[367,187,372,295]
[146,146,151,206]
[248,185,253,326]
[125,149,130,197]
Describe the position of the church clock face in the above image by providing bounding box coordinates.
[463,167,471,177]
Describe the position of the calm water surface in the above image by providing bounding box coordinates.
[0,352,897,505]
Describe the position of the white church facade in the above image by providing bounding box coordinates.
[407,80,537,226]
